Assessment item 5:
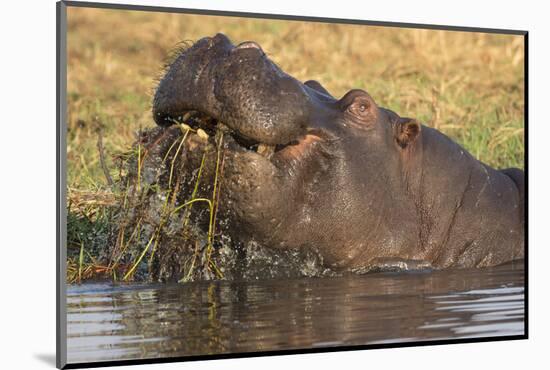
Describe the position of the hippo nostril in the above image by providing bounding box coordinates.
[234,41,265,55]
[236,41,261,49]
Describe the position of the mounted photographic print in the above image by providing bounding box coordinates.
[56,1,527,368]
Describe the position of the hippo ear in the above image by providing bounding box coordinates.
[304,80,335,99]
[396,118,421,148]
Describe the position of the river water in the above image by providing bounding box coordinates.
[66,261,525,365]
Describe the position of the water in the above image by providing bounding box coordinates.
[66,261,524,364]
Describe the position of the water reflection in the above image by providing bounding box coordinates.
[67,262,524,364]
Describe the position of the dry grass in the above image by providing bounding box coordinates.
[65,8,524,282]
[67,8,524,191]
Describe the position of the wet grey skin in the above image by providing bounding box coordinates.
[152,33,524,270]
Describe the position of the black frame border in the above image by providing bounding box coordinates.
[56,1,528,369]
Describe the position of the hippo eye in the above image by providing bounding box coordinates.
[339,89,376,121]
[347,100,370,118]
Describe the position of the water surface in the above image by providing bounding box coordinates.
[67,262,524,364]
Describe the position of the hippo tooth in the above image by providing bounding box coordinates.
[257,143,275,157]
[197,128,209,140]
[180,123,193,132]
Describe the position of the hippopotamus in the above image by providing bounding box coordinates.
[151,33,524,271]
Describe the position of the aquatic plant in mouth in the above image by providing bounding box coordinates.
[107,117,225,282]
[175,130,226,282]
[118,123,225,282]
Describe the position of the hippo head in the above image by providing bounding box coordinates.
[153,34,423,268]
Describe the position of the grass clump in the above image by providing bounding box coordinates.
[66,188,116,283]
[66,120,229,284]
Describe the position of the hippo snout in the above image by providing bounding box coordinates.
[153,34,312,145]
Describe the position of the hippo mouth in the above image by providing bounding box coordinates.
[163,109,323,164]
[152,33,325,162]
